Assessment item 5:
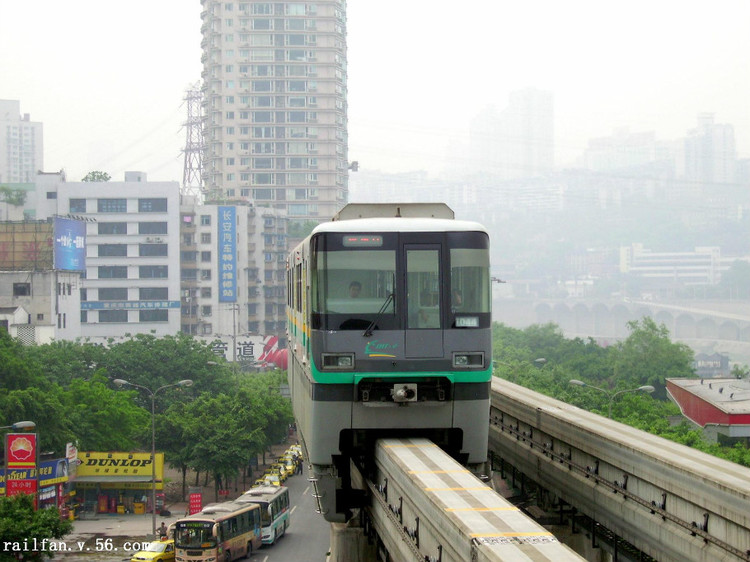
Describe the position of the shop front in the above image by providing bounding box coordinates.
[0,458,70,512]
[73,451,164,515]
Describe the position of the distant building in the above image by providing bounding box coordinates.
[0,218,83,343]
[34,171,183,341]
[693,352,730,378]
[667,378,750,445]
[619,243,722,288]
[0,100,43,184]
[468,88,554,181]
[682,113,737,188]
[199,0,349,222]
[179,197,288,363]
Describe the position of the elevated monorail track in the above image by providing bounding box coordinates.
[489,378,750,562]
[345,437,583,562]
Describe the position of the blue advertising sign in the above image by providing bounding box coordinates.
[218,206,237,302]
[54,217,86,271]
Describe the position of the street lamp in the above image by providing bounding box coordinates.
[569,379,655,418]
[0,421,36,431]
[113,379,193,537]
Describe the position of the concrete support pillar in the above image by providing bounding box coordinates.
[327,520,377,562]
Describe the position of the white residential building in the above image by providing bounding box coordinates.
[0,100,43,184]
[199,0,349,221]
[34,172,182,341]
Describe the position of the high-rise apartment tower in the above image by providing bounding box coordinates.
[199,0,348,221]
[0,100,43,184]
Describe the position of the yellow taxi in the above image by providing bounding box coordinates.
[271,462,291,481]
[130,539,175,562]
[264,472,282,487]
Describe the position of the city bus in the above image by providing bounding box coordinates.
[237,486,290,545]
[173,500,261,561]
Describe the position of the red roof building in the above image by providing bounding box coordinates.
[667,378,750,443]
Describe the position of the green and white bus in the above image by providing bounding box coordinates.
[237,486,290,545]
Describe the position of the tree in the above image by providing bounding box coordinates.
[0,494,72,561]
[81,171,111,182]
[0,185,27,206]
[611,317,695,399]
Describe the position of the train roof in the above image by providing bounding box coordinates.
[332,203,454,220]
[312,216,488,235]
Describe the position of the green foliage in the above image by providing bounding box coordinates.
[0,185,27,206]
[612,317,694,399]
[493,320,750,468]
[0,331,293,488]
[81,171,111,182]
[287,219,319,241]
[0,494,72,560]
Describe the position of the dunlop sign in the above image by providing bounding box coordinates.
[77,452,164,478]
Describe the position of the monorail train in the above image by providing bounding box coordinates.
[287,203,492,522]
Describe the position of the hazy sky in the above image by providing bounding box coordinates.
[2,1,748,182]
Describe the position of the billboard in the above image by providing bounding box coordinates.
[0,222,53,271]
[218,206,237,302]
[53,217,86,271]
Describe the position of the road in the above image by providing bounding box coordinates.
[249,467,331,561]
[48,467,331,561]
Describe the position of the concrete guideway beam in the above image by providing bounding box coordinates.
[490,378,750,562]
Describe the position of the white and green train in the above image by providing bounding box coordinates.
[287,203,492,522]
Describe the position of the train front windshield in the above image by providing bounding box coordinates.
[311,230,490,331]
[174,521,216,549]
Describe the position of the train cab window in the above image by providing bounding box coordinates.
[449,247,491,327]
[312,238,396,330]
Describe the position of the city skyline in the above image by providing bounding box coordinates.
[1,1,748,184]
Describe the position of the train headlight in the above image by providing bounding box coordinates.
[452,352,484,369]
[321,352,355,370]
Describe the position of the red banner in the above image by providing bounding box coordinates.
[189,492,203,514]
[6,478,37,496]
[6,434,37,469]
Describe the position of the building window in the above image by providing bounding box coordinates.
[201,305,212,317]
[138,198,168,212]
[98,244,128,257]
[69,199,86,213]
[140,287,168,300]
[97,198,127,213]
[99,310,128,323]
[181,269,198,281]
[13,283,31,296]
[98,266,128,279]
[139,265,168,279]
[201,287,212,298]
[200,215,211,226]
[98,222,127,235]
[139,244,168,257]
[201,233,212,244]
[99,288,128,300]
[139,310,168,322]
[201,251,212,262]
[138,222,168,234]
[200,270,212,281]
